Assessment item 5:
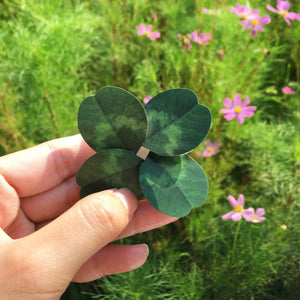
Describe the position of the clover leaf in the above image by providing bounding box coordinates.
[76,86,212,217]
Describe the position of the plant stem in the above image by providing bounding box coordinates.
[43,89,59,138]
[231,220,242,263]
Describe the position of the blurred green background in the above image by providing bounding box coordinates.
[1,0,299,299]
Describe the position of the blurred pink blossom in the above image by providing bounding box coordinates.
[267,0,300,25]
[197,140,222,157]
[136,24,161,40]
[282,86,295,94]
[222,194,246,222]
[177,34,192,50]
[203,8,217,15]
[243,208,266,223]
[230,2,252,19]
[143,95,152,104]
[240,9,271,36]
[220,94,257,124]
[187,31,212,45]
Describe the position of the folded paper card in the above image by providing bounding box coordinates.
[76,86,212,217]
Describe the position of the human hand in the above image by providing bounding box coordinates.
[0,135,178,299]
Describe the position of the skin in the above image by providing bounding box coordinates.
[0,134,178,299]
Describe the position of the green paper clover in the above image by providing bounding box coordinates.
[76,86,212,217]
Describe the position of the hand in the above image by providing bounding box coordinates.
[0,135,178,299]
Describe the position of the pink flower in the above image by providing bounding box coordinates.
[177,34,192,50]
[220,94,257,124]
[143,95,152,104]
[282,86,295,94]
[240,9,271,36]
[243,208,266,223]
[230,2,252,19]
[222,194,246,222]
[187,31,212,45]
[136,24,161,40]
[197,140,222,157]
[267,0,300,25]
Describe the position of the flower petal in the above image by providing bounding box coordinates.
[241,111,254,118]
[237,194,245,206]
[220,108,235,114]
[236,114,245,124]
[223,97,233,108]
[266,5,278,14]
[224,113,237,121]
[260,15,271,25]
[232,212,242,222]
[278,0,290,12]
[243,208,255,221]
[251,29,258,37]
[228,195,238,207]
[287,12,300,20]
[250,9,260,19]
[256,208,265,217]
[244,105,257,111]
[242,97,250,106]
[205,140,213,147]
[233,94,242,106]
[222,211,235,220]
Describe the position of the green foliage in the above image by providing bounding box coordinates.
[0,0,299,299]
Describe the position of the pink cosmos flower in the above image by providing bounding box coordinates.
[230,2,252,19]
[282,86,295,94]
[177,34,192,50]
[267,1,300,25]
[136,24,161,40]
[222,194,246,222]
[197,140,222,157]
[240,9,271,36]
[243,208,266,223]
[220,94,257,124]
[143,95,152,104]
[187,31,212,45]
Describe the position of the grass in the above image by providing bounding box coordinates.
[1,0,300,299]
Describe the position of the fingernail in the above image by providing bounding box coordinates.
[142,243,149,255]
[113,188,138,218]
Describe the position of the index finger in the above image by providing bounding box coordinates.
[0,135,94,197]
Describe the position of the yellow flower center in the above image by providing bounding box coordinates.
[207,147,214,152]
[234,205,243,212]
[281,10,288,16]
[235,106,242,113]
[253,216,259,220]
[251,20,259,26]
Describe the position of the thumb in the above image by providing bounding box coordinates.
[26,188,138,279]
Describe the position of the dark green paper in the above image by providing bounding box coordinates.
[76,86,212,217]
[139,153,208,217]
[144,89,211,155]
[78,86,147,153]
[76,149,143,199]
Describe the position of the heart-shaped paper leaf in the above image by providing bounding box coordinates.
[78,86,147,153]
[76,149,143,199]
[139,152,208,217]
[143,89,211,156]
